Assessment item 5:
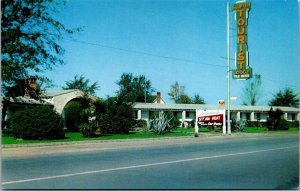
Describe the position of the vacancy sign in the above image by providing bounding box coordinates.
[232,1,252,80]
[196,110,226,134]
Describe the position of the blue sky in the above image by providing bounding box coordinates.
[45,0,299,105]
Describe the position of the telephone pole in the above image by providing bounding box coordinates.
[227,1,231,135]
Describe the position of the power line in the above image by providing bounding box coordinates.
[66,38,227,68]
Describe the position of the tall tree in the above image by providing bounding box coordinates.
[269,87,299,108]
[168,81,186,103]
[116,73,155,103]
[63,75,99,95]
[241,73,262,106]
[1,0,78,93]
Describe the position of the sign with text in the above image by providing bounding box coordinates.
[196,110,226,127]
[232,1,252,80]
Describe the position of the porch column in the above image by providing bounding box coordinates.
[137,110,142,120]
[250,112,255,121]
[283,113,288,120]
[236,112,241,121]
[182,110,186,128]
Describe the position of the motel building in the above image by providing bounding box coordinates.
[133,93,300,128]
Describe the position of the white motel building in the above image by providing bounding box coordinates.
[133,93,300,127]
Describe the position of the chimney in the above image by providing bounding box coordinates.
[24,76,40,99]
[157,92,161,104]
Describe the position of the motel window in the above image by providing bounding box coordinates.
[246,113,250,120]
[292,114,296,121]
[186,111,190,118]
[256,113,261,120]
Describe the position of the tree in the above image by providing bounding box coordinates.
[193,94,205,104]
[98,96,135,134]
[63,75,100,96]
[1,0,78,93]
[168,81,185,103]
[116,73,155,103]
[269,87,299,108]
[241,73,262,106]
[168,82,205,104]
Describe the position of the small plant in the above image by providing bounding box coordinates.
[135,119,147,128]
[236,120,245,132]
[80,121,98,138]
[150,112,171,135]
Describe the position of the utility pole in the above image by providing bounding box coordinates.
[227,1,231,135]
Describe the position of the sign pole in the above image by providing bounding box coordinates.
[227,1,231,135]
[194,110,199,137]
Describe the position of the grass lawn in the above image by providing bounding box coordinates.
[244,127,299,133]
[2,128,197,145]
[2,127,298,145]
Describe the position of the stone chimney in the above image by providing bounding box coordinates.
[24,76,40,99]
[156,92,161,104]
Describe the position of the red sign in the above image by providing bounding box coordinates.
[198,114,224,126]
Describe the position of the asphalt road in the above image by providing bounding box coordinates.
[2,134,299,189]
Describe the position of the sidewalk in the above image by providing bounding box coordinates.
[1,133,296,158]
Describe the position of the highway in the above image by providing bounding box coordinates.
[2,134,299,189]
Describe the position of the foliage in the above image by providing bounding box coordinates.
[165,112,181,129]
[150,112,171,135]
[179,94,192,104]
[79,108,92,124]
[235,121,245,132]
[168,81,187,103]
[79,121,98,138]
[266,108,286,130]
[116,73,155,103]
[92,98,106,117]
[135,119,147,128]
[63,101,82,132]
[10,106,64,140]
[193,94,205,104]
[63,75,99,95]
[241,73,262,106]
[98,97,135,134]
[245,120,267,128]
[1,0,78,92]
[278,119,290,130]
[269,87,299,108]
[168,82,205,104]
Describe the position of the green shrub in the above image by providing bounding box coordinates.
[165,112,181,129]
[189,120,195,128]
[135,119,147,128]
[289,121,299,128]
[266,108,284,130]
[99,97,134,134]
[278,119,290,130]
[64,101,82,132]
[10,106,64,140]
[80,108,92,124]
[80,121,98,138]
